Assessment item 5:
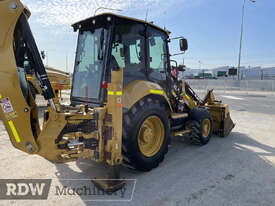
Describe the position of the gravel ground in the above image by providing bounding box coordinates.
[0,91,275,206]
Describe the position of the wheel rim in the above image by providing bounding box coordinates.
[202,119,211,138]
[138,115,165,157]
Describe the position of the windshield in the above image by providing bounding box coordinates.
[71,28,108,101]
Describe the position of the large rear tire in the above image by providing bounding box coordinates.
[188,108,213,145]
[123,97,170,171]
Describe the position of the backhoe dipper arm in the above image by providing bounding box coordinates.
[17,13,55,103]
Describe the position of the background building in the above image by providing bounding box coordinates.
[183,66,275,80]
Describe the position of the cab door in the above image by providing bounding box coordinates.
[146,27,170,92]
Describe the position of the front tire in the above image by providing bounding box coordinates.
[123,97,170,171]
[188,108,213,145]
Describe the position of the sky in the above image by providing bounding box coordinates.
[21,0,275,72]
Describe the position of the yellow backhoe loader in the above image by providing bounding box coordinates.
[0,0,234,192]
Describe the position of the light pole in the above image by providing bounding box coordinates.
[94,7,123,16]
[198,60,202,70]
[237,0,256,80]
[66,53,68,72]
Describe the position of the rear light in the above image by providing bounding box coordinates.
[58,85,64,90]
[102,81,108,89]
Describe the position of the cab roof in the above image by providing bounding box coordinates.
[72,13,170,36]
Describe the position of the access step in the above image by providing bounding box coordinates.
[171,113,188,119]
[173,129,191,137]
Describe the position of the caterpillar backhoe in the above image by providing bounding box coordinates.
[0,0,234,192]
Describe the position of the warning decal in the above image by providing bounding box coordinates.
[0,98,14,114]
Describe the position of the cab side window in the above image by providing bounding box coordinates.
[149,36,166,72]
[147,27,168,82]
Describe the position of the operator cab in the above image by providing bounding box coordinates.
[71,13,187,106]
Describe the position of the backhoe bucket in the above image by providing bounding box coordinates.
[201,90,235,137]
[221,112,235,137]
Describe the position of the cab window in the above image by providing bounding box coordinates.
[111,21,146,86]
[147,27,168,83]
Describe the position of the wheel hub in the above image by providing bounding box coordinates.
[202,119,211,138]
[142,127,153,143]
[138,116,165,157]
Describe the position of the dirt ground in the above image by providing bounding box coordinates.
[0,92,275,206]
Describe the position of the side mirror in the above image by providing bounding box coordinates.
[179,38,188,51]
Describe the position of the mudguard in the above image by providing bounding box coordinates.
[123,80,173,111]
